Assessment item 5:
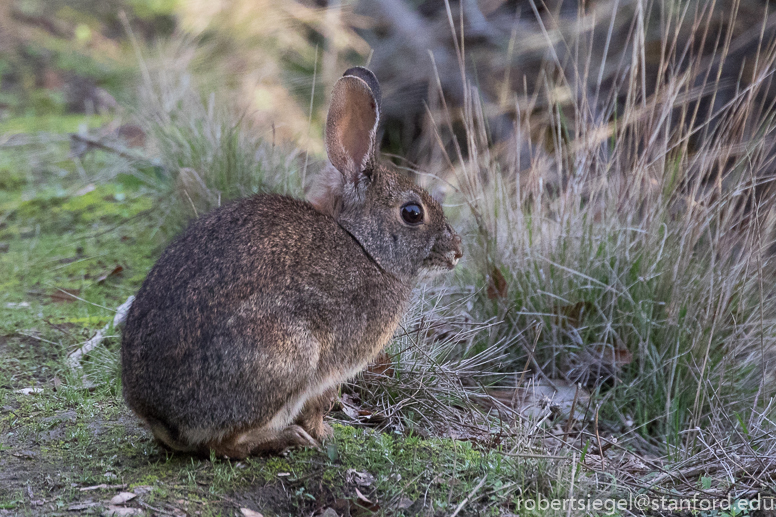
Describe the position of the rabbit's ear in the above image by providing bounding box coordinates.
[325,71,380,181]
[342,67,382,112]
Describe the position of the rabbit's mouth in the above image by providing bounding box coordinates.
[422,232,462,272]
[422,250,460,271]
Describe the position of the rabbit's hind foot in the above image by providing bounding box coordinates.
[208,424,319,460]
[146,418,199,454]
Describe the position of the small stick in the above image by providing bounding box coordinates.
[70,133,147,163]
[66,325,108,370]
[563,383,582,442]
[79,483,127,492]
[566,453,577,517]
[500,451,574,461]
[137,500,177,516]
[450,475,487,517]
[594,404,605,458]
[67,296,135,370]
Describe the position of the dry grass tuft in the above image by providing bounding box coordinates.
[129,39,306,234]
[428,0,776,469]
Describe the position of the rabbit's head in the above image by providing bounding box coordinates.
[309,67,462,281]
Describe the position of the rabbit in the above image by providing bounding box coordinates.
[120,67,463,459]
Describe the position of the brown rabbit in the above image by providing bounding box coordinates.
[121,67,462,459]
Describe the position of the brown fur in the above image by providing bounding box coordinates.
[121,67,462,458]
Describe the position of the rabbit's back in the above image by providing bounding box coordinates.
[121,194,409,443]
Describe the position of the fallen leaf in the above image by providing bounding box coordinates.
[330,499,353,514]
[484,380,590,421]
[556,301,595,327]
[320,509,339,517]
[117,124,147,148]
[109,492,137,505]
[346,469,375,487]
[50,288,80,303]
[337,393,388,427]
[397,497,414,509]
[15,387,43,395]
[486,266,508,299]
[97,265,124,284]
[355,487,372,504]
[621,456,651,473]
[51,376,62,391]
[240,509,264,517]
[608,345,633,367]
[341,392,360,404]
[340,394,361,420]
[586,343,633,367]
[354,487,380,510]
[365,351,394,378]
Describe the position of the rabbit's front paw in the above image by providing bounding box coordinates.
[313,421,334,442]
[296,413,333,442]
[281,424,320,451]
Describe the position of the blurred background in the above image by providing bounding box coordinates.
[3,0,773,165]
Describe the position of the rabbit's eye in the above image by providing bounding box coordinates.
[401,203,424,225]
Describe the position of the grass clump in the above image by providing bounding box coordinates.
[130,41,306,236]
[439,0,776,457]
